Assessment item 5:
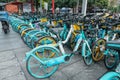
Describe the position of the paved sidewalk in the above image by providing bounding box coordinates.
[0,22,107,80]
[0,22,26,80]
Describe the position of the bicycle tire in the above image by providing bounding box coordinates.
[104,49,119,70]
[30,33,48,48]
[35,36,57,58]
[26,46,59,79]
[92,39,106,61]
[82,42,92,65]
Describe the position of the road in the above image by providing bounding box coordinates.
[0,22,107,80]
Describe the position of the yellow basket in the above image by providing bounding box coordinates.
[108,16,113,18]
[101,26,107,28]
[101,20,105,23]
[58,20,63,23]
[73,24,80,31]
[41,18,47,22]
[117,25,120,27]
[117,26,120,30]
[102,13,109,18]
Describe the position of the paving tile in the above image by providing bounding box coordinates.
[2,73,26,80]
[0,51,15,62]
[71,63,107,80]
[61,60,89,78]
[58,54,82,70]
[50,71,68,80]
[0,58,18,70]
[13,47,31,64]
[0,65,22,80]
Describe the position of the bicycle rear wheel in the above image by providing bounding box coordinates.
[26,46,59,79]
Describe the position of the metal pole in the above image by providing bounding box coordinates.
[76,0,79,13]
[52,0,55,14]
[40,0,43,13]
[81,0,88,16]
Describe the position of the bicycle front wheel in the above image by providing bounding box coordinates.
[26,46,60,79]
[92,39,106,61]
[112,76,120,80]
[82,43,92,65]
[104,49,119,70]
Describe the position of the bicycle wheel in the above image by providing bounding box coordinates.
[111,76,120,80]
[99,72,120,80]
[35,36,57,58]
[82,43,92,65]
[21,28,34,37]
[92,39,106,61]
[30,33,48,48]
[36,36,57,46]
[25,30,40,48]
[104,49,119,69]
[26,46,59,79]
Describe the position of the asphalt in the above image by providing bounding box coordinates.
[0,22,108,80]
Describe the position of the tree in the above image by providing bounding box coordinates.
[109,0,118,7]
[95,0,108,8]
[54,0,77,8]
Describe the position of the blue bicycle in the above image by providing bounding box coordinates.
[25,21,94,78]
[99,71,120,80]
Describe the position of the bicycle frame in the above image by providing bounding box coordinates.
[73,30,92,56]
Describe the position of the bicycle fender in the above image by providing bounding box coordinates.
[25,45,60,61]
[99,71,120,80]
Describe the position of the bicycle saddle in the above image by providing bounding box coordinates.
[106,39,120,50]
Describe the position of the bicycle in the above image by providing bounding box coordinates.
[9,16,57,49]
[99,63,120,80]
[91,14,120,63]
[104,39,120,69]
[25,21,94,78]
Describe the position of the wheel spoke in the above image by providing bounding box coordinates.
[30,64,40,68]
[95,49,99,58]
[35,65,42,75]
[41,66,48,74]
